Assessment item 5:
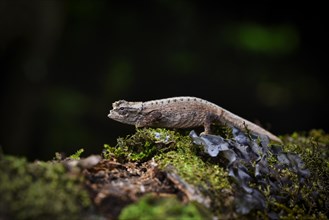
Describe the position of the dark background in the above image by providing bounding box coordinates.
[1,1,328,160]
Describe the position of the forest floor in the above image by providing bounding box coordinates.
[1,128,328,220]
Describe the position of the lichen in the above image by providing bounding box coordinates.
[0,155,91,220]
[190,128,329,219]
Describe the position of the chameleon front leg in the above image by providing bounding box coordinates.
[135,110,163,128]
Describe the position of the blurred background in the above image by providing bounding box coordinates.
[1,1,328,160]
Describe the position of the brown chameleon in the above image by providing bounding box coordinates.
[108,96,282,143]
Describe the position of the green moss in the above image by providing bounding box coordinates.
[276,129,329,218]
[103,128,188,162]
[155,146,233,218]
[156,150,230,190]
[0,155,91,220]
[252,129,329,219]
[104,128,230,191]
[69,148,85,160]
[4,128,327,219]
[104,128,233,217]
[119,195,210,220]
[104,128,329,219]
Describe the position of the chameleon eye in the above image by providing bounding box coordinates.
[118,107,127,115]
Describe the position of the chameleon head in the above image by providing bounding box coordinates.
[108,100,143,125]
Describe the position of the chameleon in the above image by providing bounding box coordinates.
[107,96,282,143]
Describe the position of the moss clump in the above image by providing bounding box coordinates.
[104,128,230,191]
[103,128,189,162]
[155,149,230,192]
[0,155,91,220]
[155,142,233,218]
[276,129,329,217]
[104,128,233,217]
[119,195,209,220]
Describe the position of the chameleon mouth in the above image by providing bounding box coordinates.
[108,110,113,118]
